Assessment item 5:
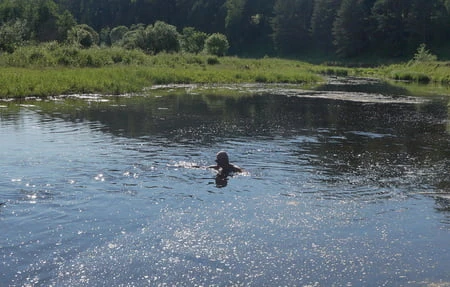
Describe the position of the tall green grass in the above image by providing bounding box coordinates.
[0,44,324,98]
[2,43,450,98]
[0,65,321,98]
[380,62,450,85]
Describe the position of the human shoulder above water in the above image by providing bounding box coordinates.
[209,151,243,174]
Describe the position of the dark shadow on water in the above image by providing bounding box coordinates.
[215,174,228,188]
[4,87,450,201]
[24,93,448,141]
[436,195,450,212]
[315,77,412,96]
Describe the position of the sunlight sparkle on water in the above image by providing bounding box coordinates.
[1,88,449,286]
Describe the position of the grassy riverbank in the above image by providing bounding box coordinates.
[381,62,450,85]
[0,45,322,98]
[1,45,450,98]
[0,64,321,98]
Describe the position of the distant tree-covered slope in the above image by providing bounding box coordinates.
[1,0,450,58]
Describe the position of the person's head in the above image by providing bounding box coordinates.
[215,151,229,167]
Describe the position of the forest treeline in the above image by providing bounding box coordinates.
[1,0,450,58]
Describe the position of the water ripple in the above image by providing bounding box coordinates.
[1,93,449,286]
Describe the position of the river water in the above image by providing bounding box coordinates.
[1,81,450,286]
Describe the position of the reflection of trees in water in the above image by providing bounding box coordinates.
[279,95,449,201]
[27,92,448,147]
[27,93,448,140]
[0,104,22,127]
[32,94,355,140]
[435,196,450,211]
[25,92,450,198]
[315,77,411,96]
[297,99,449,207]
[448,104,450,134]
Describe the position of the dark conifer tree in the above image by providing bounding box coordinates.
[370,0,411,56]
[311,0,342,52]
[271,0,314,55]
[333,0,369,57]
[406,0,449,49]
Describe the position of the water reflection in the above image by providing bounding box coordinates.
[23,92,449,189]
[315,77,412,96]
[1,88,450,286]
[3,92,449,195]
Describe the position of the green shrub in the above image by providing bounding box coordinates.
[207,57,220,65]
[67,24,99,48]
[0,20,28,53]
[410,43,437,64]
[255,74,268,83]
[204,33,229,57]
[391,70,431,83]
[110,26,129,45]
[185,55,205,65]
[55,46,80,66]
[319,67,349,76]
[1,45,56,67]
[99,27,111,46]
[56,10,77,42]
[146,21,180,53]
[180,27,207,54]
[121,27,146,50]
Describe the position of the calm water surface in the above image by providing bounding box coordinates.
[1,83,450,286]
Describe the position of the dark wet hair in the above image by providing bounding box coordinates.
[215,151,229,165]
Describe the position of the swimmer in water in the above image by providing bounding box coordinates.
[209,151,242,176]
[209,151,243,188]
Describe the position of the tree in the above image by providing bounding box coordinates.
[146,21,180,53]
[271,0,314,54]
[205,33,229,56]
[110,25,129,45]
[99,27,111,46]
[370,0,411,56]
[117,22,180,54]
[0,0,23,23]
[311,0,342,51]
[179,0,227,34]
[406,0,449,48]
[2,0,450,58]
[240,0,275,55]
[32,0,60,41]
[146,0,177,25]
[56,10,76,42]
[0,19,28,53]
[67,24,99,48]
[180,27,208,54]
[224,0,246,53]
[333,0,369,57]
[121,25,146,50]
[410,43,437,63]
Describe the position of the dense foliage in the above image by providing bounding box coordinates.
[1,0,450,58]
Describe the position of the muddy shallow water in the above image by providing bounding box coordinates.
[1,82,450,286]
